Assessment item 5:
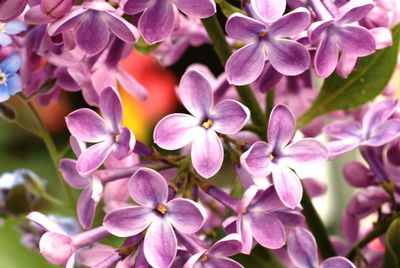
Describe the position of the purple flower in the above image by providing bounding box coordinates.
[103,168,207,268]
[41,0,73,19]
[124,0,216,44]
[65,87,135,175]
[241,104,328,208]
[287,227,355,268]
[48,1,139,55]
[225,2,311,85]
[0,0,28,22]
[184,234,243,268]
[0,20,27,46]
[324,99,400,157]
[224,185,304,254]
[0,54,22,102]
[309,0,376,77]
[154,69,250,178]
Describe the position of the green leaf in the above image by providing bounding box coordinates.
[215,0,245,18]
[382,218,400,268]
[298,23,400,128]
[134,37,161,55]
[233,246,285,268]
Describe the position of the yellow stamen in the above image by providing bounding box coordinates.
[201,254,209,262]
[114,134,120,142]
[259,31,267,38]
[269,154,274,161]
[156,204,167,215]
[202,119,213,129]
[0,72,7,85]
[0,23,5,32]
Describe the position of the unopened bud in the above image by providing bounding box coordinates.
[41,0,72,19]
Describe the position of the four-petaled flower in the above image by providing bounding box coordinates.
[241,104,328,208]
[103,168,207,268]
[154,69,250,178]
[0,54,22,102]
[0,20,27,46]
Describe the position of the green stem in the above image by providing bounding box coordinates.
[265,89,275,123]
[41,192,68,208]
[201,15,267,136]
[301,188,337,259]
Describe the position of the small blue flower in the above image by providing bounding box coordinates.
[0,20,27,46]
[0,54,22,102]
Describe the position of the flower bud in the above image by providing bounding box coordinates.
[41,0,72,19]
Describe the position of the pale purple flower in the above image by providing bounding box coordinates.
[0,20,27,46]
[65,87,135,175]
[123,0,216,44]
[154,69,250,178]
[184,234,243,268]
[0,0,28,22]
[309,0,376,77]
[0,54,22,102]
[103,168,207,268]
[241,104,328,208]
[48,1,139,55]
[287,227,355,268]
[225,1,311,85]
[324,99,400,157]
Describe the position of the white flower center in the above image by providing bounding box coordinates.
[0,72,7,85]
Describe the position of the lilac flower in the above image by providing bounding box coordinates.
[27,212,110,267]
[123,0,216,44]
[0,0,28,22]
[0,20,27,46]
[309,0,376,78]
[225,2,311,85]
[241,104,328,208]
[0,54,22,102]
[48,1,139,55]
[287,227,355,268]
[324,99,400,157]
[103,168,207,268]
[224,185,304,254]
[154,69,250,178]
[65,87,135,175]
[41,0,73,19]
[184,234,243,268]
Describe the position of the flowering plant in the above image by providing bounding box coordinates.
[0,0,400,267]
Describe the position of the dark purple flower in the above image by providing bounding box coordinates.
[154,69,250,178]
[241,104,328,208]
[103,168,206,268]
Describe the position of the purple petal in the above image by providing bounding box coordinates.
[251,0,286,23]
[77,141,113,175]
[123,0,150,14]
[362,99,398,133]
[250,185,286,212]
[269,8,310,37]
[99,87,123,132]
[191,129,223,178]
[208,234,242,257]
[154,113,200,150]
[364,119,400,147]
[66,108,110,143]
[76,11,109,55]
[114,127,136,159]
[266,38,310,76]
[287,227,318,268]
[309,20,335,44]
[370,27,393,49]
[272,164,302,208]
[207,257,244,268]
[302,178,327,197]
[336,0,374,24]
[249,212,285,249]
[167,198,206,233]
[129,168,168,207]
[212,100,250,135]
[144,219,177,268]
[237,217,253,254]
[253,63,283,93]
[323,120,361,140]
[325,140,360,157]
[104,12,139,43]
[335,52,358,78]
[226,42,266,86]
[343,162,375,187]
[225,13,265,42]
[117,69,148,100]
[26,212,66,234]
[48,8,87,36]
[174,0,216,18]
[268,104,296,150]
[77,244,116,267]
[138,0,175,44]
[103,206,155,237]
[178,69,213,118]
[39,232,74,265]
[336,26,375,56]
[279,138,328,170]
[240,141,273,177]
[59,159,89,189]
[77,185,97,229]
[321,257,355,268]
[314,35,339,78]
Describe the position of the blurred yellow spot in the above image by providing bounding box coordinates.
[202,119,213,129]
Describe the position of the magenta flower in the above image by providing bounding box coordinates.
[65,87,135,175]
[48,1,139,55]
[225,1,311,85]
[288,227,355,268]
[154,69,250,178]
[0,0,27,22]
[324,99,400,157]
[241,104,328,208]
[103,168,207,268]
[184,234,243,268]
[123,0,216,44]
[309,0,376,77]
